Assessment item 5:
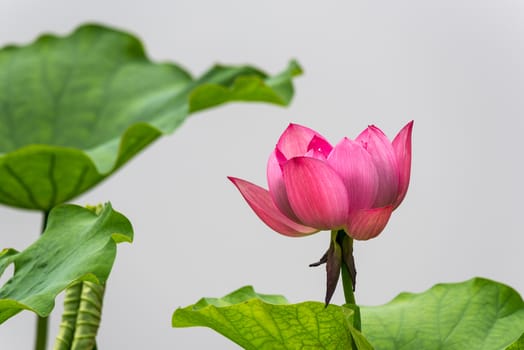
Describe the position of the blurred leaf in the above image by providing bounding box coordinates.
[172,286,373,349]
[0,203,133,324]
[361,277,524,350]
[0,24,302,210]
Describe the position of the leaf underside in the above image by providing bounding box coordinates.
[0,24,302,210]
[360,277,524,350]
[0,203,133,324]
[172,286,372,350]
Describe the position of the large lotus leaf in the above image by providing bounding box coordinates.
[172,286,373,350]
[361,277,524,350]
[0,24,302,210]
[507,334,524,350]
[0,203,132,323]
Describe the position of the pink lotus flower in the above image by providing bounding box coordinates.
[229,121,413,240]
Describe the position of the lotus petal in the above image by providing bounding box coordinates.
[392,121,414,208]
[276,124,326,159]
[282,157,349,230]
[356,126,399,207]
[346,206,393,240]
[228,177,317,237]
[327,138,379,211]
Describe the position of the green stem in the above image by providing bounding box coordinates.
[341,259,356,305]
[53,281,105,350]
[35,211,50,350]
[71,281,104,350]
[341,261,361,332]
[35,316,49,350]
[53,282,83,350]
[338,232,361,332]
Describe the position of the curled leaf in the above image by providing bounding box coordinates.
[0,24,302,210]
[0,203,133,324]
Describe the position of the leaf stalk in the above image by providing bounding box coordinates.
[35,210,50,350]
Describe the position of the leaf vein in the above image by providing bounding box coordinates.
[3,163,42,209]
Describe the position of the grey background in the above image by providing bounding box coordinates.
[0,0,523,348]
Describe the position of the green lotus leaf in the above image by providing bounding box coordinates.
[361,277,524,350]
[507,334,524,350]
[172,286,373,350]
[0,203,133,323]
[0,24,302,210]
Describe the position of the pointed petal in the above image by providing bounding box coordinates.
[392,121,414,208]
[307,135,333,159]
[228,177,317,237]
[277,123,329,158]
[282,157,349,230]
[266,149,299,221]
[356,126,399,207]
[346,206,393,240]
[327,138,379,211]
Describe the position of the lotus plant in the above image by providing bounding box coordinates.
[229,121,413,310]
[175,121,523,349]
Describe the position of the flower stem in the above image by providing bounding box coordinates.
[341,258,356,305]
[35,211,50,350]
[337,231,361,332]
